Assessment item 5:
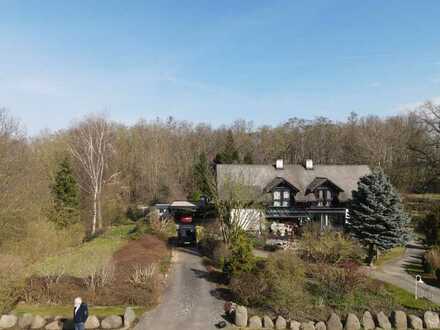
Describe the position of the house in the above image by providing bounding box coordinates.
[216,159,371,231]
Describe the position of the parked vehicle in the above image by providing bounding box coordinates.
[177,224,197,246]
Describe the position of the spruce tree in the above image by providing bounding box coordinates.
[348,167,411,263]
[192,151,212,199]
[243,151,254,164]
[50,157,80,227]
[214,130,240,164]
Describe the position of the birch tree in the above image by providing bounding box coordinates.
[69,116,115,235]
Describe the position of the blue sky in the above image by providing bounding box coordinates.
[1,1,440,134]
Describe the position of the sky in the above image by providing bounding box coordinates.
[1,1,440,135]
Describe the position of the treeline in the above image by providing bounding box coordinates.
[1,103,440,246]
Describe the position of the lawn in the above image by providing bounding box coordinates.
[12,304,145,318]
[404,194,440,201]
[31,225,135,277]
[375,246,406,267]
[383,283,440,311]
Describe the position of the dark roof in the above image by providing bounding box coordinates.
[306,177,344,194]
[264,177,299,193]
[216,164,371,202]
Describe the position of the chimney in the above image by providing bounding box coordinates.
[275,159,284,169]
[305,159,314,170]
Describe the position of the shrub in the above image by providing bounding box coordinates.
[149,214,176,239]
[223,232,255,279]
[199,223,231,268]
[436,268,440,282]
[299,229,364,264]
[0,254,25,313]
[415,205,440,246]
[424,246,440,277]
[130,220,154,239]
[129,263,158,287]
[130,211,176,241]
[126,205,145,221]
[308,261,366,304]
[231,250,308,318]
[211,241,231,269]
[230,260,267,306]
[83,262,116,291]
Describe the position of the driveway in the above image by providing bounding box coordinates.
[134,248,227,330]
[370,242,440,304]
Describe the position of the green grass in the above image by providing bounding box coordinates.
[12,304,145,317]
[404,194,440,201]
[384,283,440,311]
[375,246,406,267]
[31,225,135,277]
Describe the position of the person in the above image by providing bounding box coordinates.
[73,297,88,330]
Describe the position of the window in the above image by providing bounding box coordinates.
[316,188,333,207]
[273,189,290,207]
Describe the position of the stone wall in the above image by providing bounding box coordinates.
[0,307,137,330]
[233,305,440,330]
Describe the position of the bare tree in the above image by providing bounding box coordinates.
[69,115,116,235]
[209,171,265,245]
[408,102,440,187]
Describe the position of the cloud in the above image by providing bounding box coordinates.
[369,82,382,88]
[3,77,62,96]
[397,96,440,113]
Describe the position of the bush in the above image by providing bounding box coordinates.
[199,222,230,268]
[130,210,176,241]
[424,246,440,278]
[308,261,366,304]
[129,263,158,288]
[230,260,267,306]
[223,232,255,279]
[299,229,364,264]
[126,206,145,221]
[231,250,308,318]
[0,255,25,313]
[149,213,176,239]
[130,220,154,240]
[415,205,440,246]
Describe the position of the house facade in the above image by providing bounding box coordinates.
[216,159,370,230]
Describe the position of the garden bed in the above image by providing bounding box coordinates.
[22,229,170,308]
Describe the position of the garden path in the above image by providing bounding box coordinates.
[370,242,440,304]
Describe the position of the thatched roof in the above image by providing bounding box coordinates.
[216,164,371,202]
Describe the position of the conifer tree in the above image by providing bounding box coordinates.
[348,167,411,263]
[214,130,240,164]
[192,151,212,199]
[50,157,80,227]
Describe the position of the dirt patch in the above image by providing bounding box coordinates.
[23,235,170,307]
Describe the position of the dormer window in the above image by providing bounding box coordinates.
[306,177,344,208]
[273,188,290,207]
[316,188,333,207]
[264,177,298,208]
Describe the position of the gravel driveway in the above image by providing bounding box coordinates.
[370,242,440,304]
[134,248,227,330]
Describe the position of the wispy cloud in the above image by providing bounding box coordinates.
[3,77,62,96]
[369,82,382,88]
[397,96,440,113]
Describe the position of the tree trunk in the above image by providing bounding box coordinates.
[91,189,98,235]
[368,243,375,266]
[97,192,102,230]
